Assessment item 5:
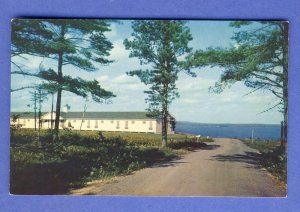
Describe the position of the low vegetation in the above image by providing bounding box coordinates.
[10,129,213,194]
[242,139,287,183]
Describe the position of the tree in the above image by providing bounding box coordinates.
[186,21,288,146]
[11,19,116,141]
[11,19,53,57]
[124,20,194,147]
[11,20,53,91]
[31,86,49,144]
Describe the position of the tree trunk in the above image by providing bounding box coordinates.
[281,22,288,149]
[161,110,168,148]
[34,91,37,131]
[53,24,65,142]
[51,93,54,129]
[161,83,169,147]
[53,88,62,141]
[79,102,87,131]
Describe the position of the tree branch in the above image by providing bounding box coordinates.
[257,101,281,115]
[11,85,37,92]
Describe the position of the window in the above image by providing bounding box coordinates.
[95,120,98,128]
[131,121,135,124]
[101,120,104,123]
[87,120,90,128]
[111,120,114,124]
[27,119,30,122]
[23,119,26,126]
[116,121,120,129]
[149,121,153,130]
[82,120,85,123]
[125,121,128,129]
[73,120,76,123]
[143,121,146,124]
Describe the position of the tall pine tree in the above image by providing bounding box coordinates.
[186,21,288,146]
[11,19,116,140]
[124,20,194,147]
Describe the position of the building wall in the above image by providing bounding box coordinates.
[11,117,175,134]
[66,118,158,133]
[11,118,65,129]
[155,119,175,134]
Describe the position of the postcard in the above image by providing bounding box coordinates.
[10,19,287,196]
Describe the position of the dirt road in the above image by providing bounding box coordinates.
[72,138,286,196]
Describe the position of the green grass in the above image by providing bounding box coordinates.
[242,139,287,183]
[10,129,213,194]
[242,139,280,153]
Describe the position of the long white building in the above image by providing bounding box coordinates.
[10,112,175,134]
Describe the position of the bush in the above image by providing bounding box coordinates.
[168,140,208,150]
[10,129,213,194]
[242,139,287,183]
[260,146,287,182]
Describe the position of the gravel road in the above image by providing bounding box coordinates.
[72,138,286,196]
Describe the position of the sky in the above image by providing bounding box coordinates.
[11,20,282,124]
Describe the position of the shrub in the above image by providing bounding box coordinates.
[10,129,213,194]
[168,140,208,150]
[242,139,287,183]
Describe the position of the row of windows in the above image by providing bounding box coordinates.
[72,120,146,124]
[68,120,153,130]
[14,119,149,124]
[13,119,153,130]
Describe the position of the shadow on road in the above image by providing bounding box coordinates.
[151,144,221,168]
[211,151,261,167]
[204,144,221,150]
[151,160,188,168]
[187,144,221,152]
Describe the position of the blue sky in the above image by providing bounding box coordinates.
[11,20,282,124]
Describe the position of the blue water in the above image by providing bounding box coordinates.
[176,122,281,140]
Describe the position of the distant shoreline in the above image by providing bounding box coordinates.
[175,122,281,140]
[177,121,281,126]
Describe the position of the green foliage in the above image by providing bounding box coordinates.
[10,129,211,194]
[124,20,194,146]
[243,139,279,153]
[168,140,207,150]
[242,139,287,182]
[11,19,116,137]
[260,147,287,182]
[11,19,53,57]
[187,21,288,120]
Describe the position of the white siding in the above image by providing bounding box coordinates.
[72,119,158,133]
[10,116,175,134]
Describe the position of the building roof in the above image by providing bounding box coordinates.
[11,112,157,120]
[11,112,47,118]
[64,112,155,119]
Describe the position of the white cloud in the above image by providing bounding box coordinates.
[111,74,139,84]
[177,77,215,92]
[96,75,109,83]
[109,39,129,61]
[12,55,43,72]
[104,23,117,39]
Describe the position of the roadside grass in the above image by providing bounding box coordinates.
[242,139,287,183]
[10,129,213,194]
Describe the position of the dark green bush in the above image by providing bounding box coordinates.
[260,146,287,182]
[11,129,213,194]
[168,140,208,150]
[11,130,179,194]
[242,139,287,183]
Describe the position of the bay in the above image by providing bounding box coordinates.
[176,121,281,140]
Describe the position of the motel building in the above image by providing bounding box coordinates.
[10,111,175,134]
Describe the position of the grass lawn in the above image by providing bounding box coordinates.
[10,129,213,194]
